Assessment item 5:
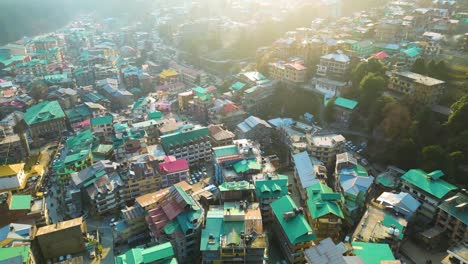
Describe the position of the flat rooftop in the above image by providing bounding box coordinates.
[36,217,83,236]
[396,71,445,86]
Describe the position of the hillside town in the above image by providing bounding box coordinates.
[0,0,467,264]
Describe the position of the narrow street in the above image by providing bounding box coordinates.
[87,218,115,264]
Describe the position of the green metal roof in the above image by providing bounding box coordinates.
[219,181,255,191]
[224,221,244,246]
[192,86,207,95]
[213,145,239,158]
[401,47,421,57]
[66,129,93,150]
[142,242,174,263]
[200,212,224,251]
[160,127,209,150]
[306,182,345,219]
[382,213,404,240]
[352,242,395,264]
[0,246,30,262]
[24,101,65,125]
[91,115,113,126]
[401,169,457,199]
[116,248,143,264]
[270,195,316,244]
[148,111,162,120]
[9,195,31,210]
[233,160,261,173]
[230,81,246,91]
[334,97,358,110]
[438,192,468,225]
[255,175,288,199]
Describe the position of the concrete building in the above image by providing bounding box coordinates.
[0,163,27,192]
[200,202,267,264]
[269,60,307,83]
[401,169,457,220]
[0,132,27,165]
[306,134,345,166]
[335,152,374,220]
[236,116,273,147]
[125,156,163,200]
[306,182,344,242]
[304,237,361,264]
[254,173,289,223]
[115,242,177,264]
[271,195,316,264]
[0,194,47,227]
[160,127,211,166]
[376,192,421,219]
[158,156,189,188]
[436,191,467,245]
[208,124,235,147]
[316,52,350,81]
[23,101,66,145]
[389,71,445,105]
[35,217,87,260]
[292,152,319,200]
[145,186,204,263]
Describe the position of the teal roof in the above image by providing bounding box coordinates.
[352,242,395,264]
[270,195,316,244]
[334,97,358,110]
[306,182,345,219]
[219,181,255,191]
[192,86,207,95]
[115,242,175,264]
[198,93,212,101]
[66,129,93,150]
[65,105,92,122]
[24,101,65,125]
[142,242,174,263]
[438,192,468,225]
[213,145,239,159]
[401,169,457,199]
[255,175,289,199]
[401,47,421,57]
[233,160,262,173]
[0,246,30,262]
[64,150,90,164]
[200,211,224,251]
[9,195,31,210]
[230,81,246,91]
[0,55,25,67]
[148,111,162,120]
[382,213,404,240]
[160,127,209,150]
[43,73,68,82]
[91,115,113,126]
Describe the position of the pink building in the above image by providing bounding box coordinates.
[159,156,189,187]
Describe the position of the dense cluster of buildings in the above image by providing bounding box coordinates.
[0,0,466,263]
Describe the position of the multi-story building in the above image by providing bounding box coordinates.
[271,195,316,264]
[335,152,374,221]
[36,217,87,260]
[375,19,405,42]
[0,132,27,165]
[0,194,47,227]
[132,119,160,145]
[306,134,345,166]
[160,127,211,166]
[91,115,114,143]
[23,101,66,145]
[389,71,445,105]
[351,40,374,58]
[124,156,162,200]
[292,151,319,200]
[115,242,177,264]
[316,52,350,81]
[254,173,289,222]
[436,191,468,246]
[53,129,94,182]
[207,124,235,147]
[73,67,95,87]
[113,124,148,161]
[200,202,268,264]
[145,186,204,263]
[67,160,123,215]
[158,156,189,188]
[132,96,156,121]
[401,169,457,220]
[236,116,273,147]
[269,60,307,83]
[169,61,208,87]
[159,69,180,85]
[0,163,27,192]
[306,182,344,242]
[178,91,193,112]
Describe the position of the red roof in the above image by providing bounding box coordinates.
[223,103,241,114]
[159,157,189,174]
[372,51,389,60]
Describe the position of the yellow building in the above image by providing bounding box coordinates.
[159,69,180,85]
[0,163,27,191]
[389,71,445,105]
